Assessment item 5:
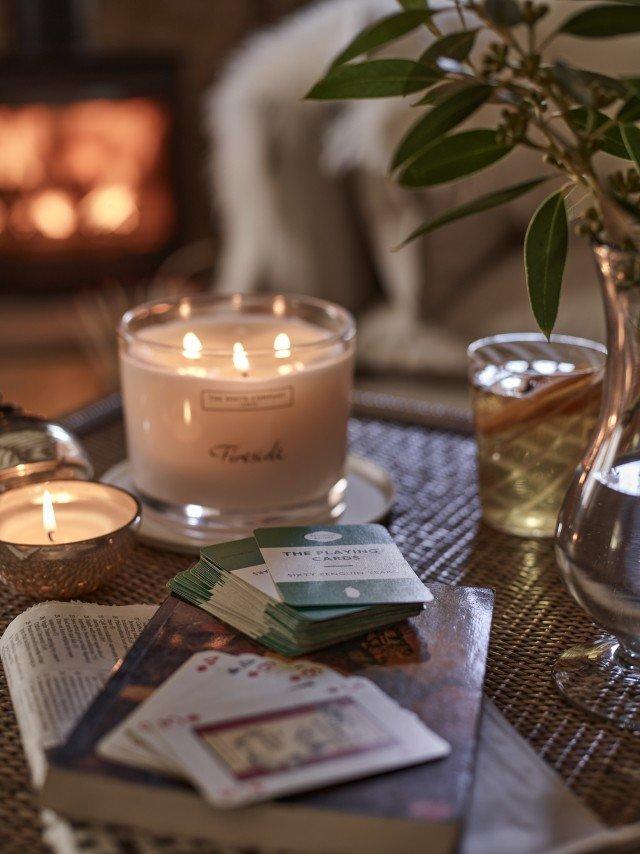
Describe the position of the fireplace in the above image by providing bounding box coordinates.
[0,5,181,291]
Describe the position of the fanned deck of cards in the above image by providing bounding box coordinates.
[98,649,450,808]
[167,525,432,656]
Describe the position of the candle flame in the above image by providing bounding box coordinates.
[182,331,203,360]
[232,341,250,375]
[273,332,291,358]
[42,489,57,541]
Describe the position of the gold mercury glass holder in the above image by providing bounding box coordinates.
[0,482,141,599]
[468,333,606,539]
[0,402,140,599]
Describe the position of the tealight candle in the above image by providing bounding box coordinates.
[0,481,141,598]
[119,294,355,538]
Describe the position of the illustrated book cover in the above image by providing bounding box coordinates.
[42,583,493,854]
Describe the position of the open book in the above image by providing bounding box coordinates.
[0,601,157,850]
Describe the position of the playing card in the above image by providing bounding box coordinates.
[97,651,245,773]
[139,676,449,808]
[98,651,346,775]
[201,537,283,600]
[130,656,349,776]
[255,525,433,607]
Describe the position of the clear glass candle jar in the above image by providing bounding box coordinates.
[118,294,355,537]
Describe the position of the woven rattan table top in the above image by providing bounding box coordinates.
[1,391,639,850]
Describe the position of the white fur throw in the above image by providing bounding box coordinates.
[205,1,634,375]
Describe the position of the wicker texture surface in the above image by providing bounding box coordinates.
[1,396,639,850]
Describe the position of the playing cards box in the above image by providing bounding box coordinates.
[42,584,493,854]
[168,535,427,655]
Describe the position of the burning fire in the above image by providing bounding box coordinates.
[80,184,139,235]
[0,97,173,251]
[30,189,77,240]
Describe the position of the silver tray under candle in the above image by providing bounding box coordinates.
[102,454,395,554]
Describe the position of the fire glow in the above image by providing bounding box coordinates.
[0,97,173,252]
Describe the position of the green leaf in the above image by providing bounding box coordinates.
[619,95,640,122]
[392,84,493,169]
[484,0,525,26]
[396,177,550,247]
[399,129,513,187]
[397,0,427,8]
[412,79,478,106]
[331,11,434,68]
[524,191,568,338]
[622,123,640,170]
[560,4,640,37]
[580,71,629,98]
[553,62,595,107]
[305,60,439,100]
[553,62,627,107]
[419,30,478,65]
[566,107,631,159]
[617,79,640,120]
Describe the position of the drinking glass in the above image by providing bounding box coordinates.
[468,333,605,538]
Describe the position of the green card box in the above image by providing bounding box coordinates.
[169,537,423,656]
[255,524,431,607]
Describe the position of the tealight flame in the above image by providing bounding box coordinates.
[273,332,291,358]
[182,331,203,360]
[233,341,250,376]
[42,489,57,542]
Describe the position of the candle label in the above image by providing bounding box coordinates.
[254,525,433,608]
[209,441,285,464]
[201,387,294,412]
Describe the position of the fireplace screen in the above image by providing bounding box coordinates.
[0,96,175,261]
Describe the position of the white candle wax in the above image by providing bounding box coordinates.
[0,481,139,545]
[120,309,354,512]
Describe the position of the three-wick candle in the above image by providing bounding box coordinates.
[118,295,355,525]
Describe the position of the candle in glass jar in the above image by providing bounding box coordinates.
[119,297,355,521]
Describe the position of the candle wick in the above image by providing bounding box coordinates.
[47,531,55,543]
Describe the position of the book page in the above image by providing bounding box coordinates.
[0,601,156,786]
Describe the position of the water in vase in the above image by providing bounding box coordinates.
[556,457,640,658]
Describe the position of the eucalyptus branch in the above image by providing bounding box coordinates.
[306,0,640,336]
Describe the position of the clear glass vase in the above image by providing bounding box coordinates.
[555,244,640,729]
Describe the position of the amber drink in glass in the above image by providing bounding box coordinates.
[468,333,605,538]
